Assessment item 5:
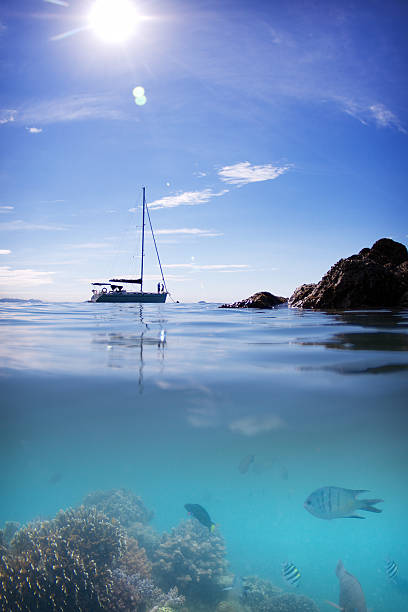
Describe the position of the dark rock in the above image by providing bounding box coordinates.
[289,238,408,309]
[220,291,288,309]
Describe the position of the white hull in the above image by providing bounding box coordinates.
[91,291,167,303]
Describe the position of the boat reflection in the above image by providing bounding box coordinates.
[92,306,166,392]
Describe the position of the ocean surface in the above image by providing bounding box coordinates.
[1,300,408,610]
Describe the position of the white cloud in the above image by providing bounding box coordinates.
[0,109,16,125]
[218,161,291,187]
[0,220,67,231]
[26,127,43,134]
[0,266,54,288]
[229,414,286,436]
[0,250,11,255]
[148,189,229,210]
[0,206,14,213]
[155,228,223,237]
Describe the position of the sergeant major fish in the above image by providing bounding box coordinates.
[304,486,383,520]
[184,503,216,532]
[281,562,301,587]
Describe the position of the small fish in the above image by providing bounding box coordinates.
[385,559,398,581]
[238,454,255,474]
[184,503,216,532]
[281,561,301,587]
[304,486,383,520]
[335,560,367,612]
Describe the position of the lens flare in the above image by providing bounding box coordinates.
[132,86,145,98]
[89,0,139,44]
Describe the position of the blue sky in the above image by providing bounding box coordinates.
[0,0,407,302]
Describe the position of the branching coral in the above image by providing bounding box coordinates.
[0,506,125,611]
[241,576,320,612]
[111,568,185,611]
[83,489,154,527]
[151,519,229,606]
[117,536,152,579]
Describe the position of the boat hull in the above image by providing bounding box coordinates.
[91,292,167,303]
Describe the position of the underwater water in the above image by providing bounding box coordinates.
[1,301,408,611]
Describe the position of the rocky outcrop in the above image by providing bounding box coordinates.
[220,291,288,309]
[289,238,408,309]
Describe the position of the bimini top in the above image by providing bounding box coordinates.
[109,278,142,284]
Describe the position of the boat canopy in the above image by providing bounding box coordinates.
[109,278,142,284]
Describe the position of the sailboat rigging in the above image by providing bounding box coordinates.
[90,187,168,303]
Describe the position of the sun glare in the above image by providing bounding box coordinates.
[89,0,139,44]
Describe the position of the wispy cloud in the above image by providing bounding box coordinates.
[229,414,286,436]
[68,242,108,249]
[155,228,223,237]
[340,98,406,133]
[218,161,291,187]
[26,127,43,134]
[0,250,11,255]
[0,220,67,231]
[0,206,14,213]
[0,266,54,288]
[15,94,125,125]
[0,109,16,125]
[148,189,229,210]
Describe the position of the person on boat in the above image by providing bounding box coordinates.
[157,282,161,293]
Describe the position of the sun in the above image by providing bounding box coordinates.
[89,0,139,44]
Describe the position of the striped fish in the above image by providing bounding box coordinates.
[304,486,383,520]
[385,559,398,581]
[281,561,301,586]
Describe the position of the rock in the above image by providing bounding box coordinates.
[289,238,408,309]
[219,291,288,309]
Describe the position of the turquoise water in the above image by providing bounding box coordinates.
[1,301,408,610]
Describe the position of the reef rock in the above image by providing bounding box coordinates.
[220,291,288,309]
[289,238,408,309]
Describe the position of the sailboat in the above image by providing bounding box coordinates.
[90,187,168,303]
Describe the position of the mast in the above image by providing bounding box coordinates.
[140,186,146,292]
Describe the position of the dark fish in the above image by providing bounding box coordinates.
[304,486,383,519]
[385,559,398,581]
[238,454,255,474]
[184,503,215,532]
[335,559,367,612]
[281,561,301,586]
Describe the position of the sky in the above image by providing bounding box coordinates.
[0,0,407,303]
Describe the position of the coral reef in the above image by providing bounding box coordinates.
[0,506,125,611]
[111,568,185,611]
[117,535,152,579]
[151,519,229,607]
[242,576,320,612]
[83,488,154,527]
[0,522,20,547]
[127,522,161,559]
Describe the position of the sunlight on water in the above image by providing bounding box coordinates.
[1,302,407,610]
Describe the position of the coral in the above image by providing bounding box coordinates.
[0,506,125,611]
[0,522,20,547]
[117,536,152,579]
[83,489,154,527]
[241,576,319,612]
[111,568,185,611]
[127,522,161,559]
[151,519,229,607]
